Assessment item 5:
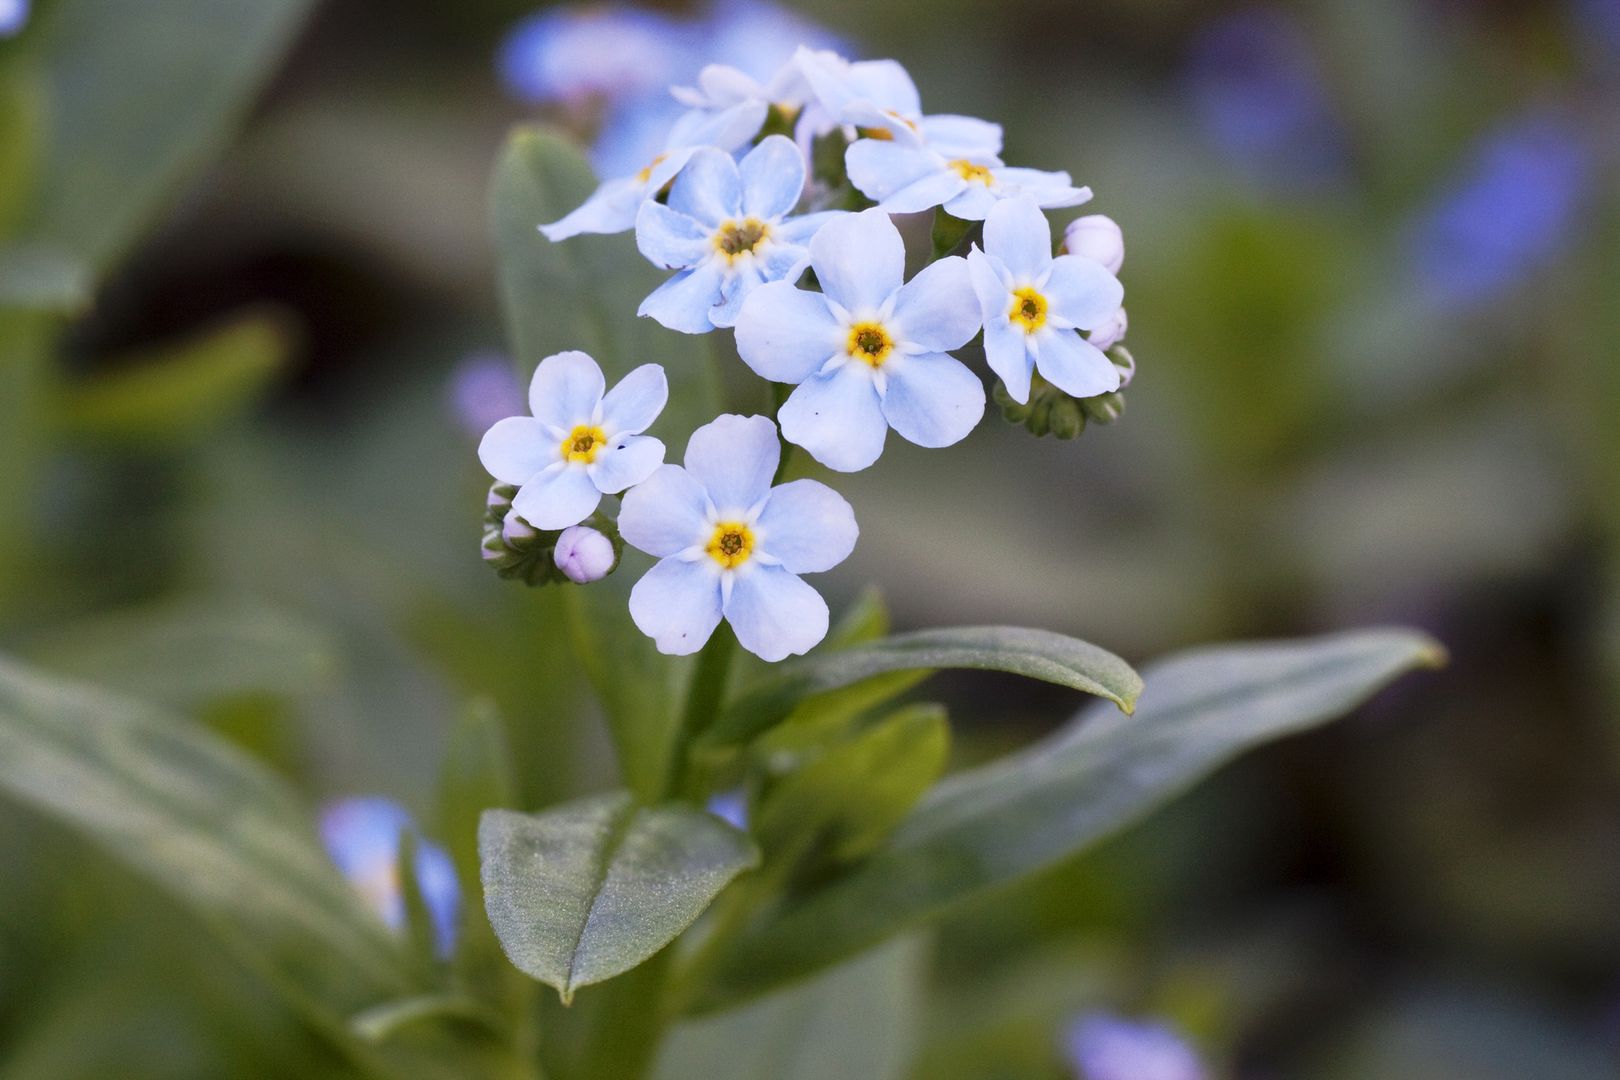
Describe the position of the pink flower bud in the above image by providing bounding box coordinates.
[553,525,616,584]
[1088,307,1128,351]
[1063,214,1125,274]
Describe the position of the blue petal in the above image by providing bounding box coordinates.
[709,260,766,329]
[412,841,462,958]
[598,363,668,435]
[619,464,711,557]
[638,261,728,334]
[588,435,665,494]
[778,363,889,473]
[846,141,966,214]
[739,135,807,220]
[773,209,846,246]
[880,351,985,449]
[1033,330,1121,399]
[890,256,980,352]
[735,281,843,383]
[636,201,713,270]
[667,147,743,227]
[941,182,1000,221]
[512,463,602,529]
[995,166,1092,209]
[724,564,830,662]
[847,59,921,120]
[528,350,605,430]
[755,479,858,574]
[1041,255,1125,331]
[684,413,779,512]
[982,195,1054,280]
[668,99,769,154]
[808,208,905,311]
[630,557,725,656]
[540,176,645,240]
[983,317,1035,404]
[320,797,412,879]
[478,417,558,486]
[754,240,812,284]
[918,114,1003,158]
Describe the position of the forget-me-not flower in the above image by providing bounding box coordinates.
[498,5,693,108]
[968,196,1123,405]
[735,208,985,473]
[846,140,1091,220]
[320,797,462,958]
[796,48,1002,156]
[636,136,842,333]
[540,104,767,240]
[0,0,27,37]
[479,350,667,529]
[1064,1013,1208,1080]
[619,414,857,661]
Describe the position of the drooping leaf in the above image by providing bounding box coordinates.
[479,794,759,1003]
[0,655,412,1008]
[693,628,1444,1009]
[708,625,1144,748]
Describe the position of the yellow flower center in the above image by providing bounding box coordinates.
[1008,286,1048,334]
[846,321,895,367]
[950,159,994,185]
[561,423,608,464]
[705,521,755,569]
[714,217,771,261]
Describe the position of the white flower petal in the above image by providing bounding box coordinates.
[847,59,921,120]
[846,140,952,210]
[723,565,829,662]
[941,183,1000,221]
[778,364,889,473]
[512,464,602,529]
[478,416,558,485]
[773,209,846,246]
[638,260,728,334]
[528,350,605,430]
[734,281,843,383]
[890,256,980,352]
[684,413,780,512]
[667,147,742,228]
[917,114,1003,158]
[630,557,724,656]
[739,135,807,221]
[808,207,905,311]
[983,317,1034,404]
[619,464,710,557]
[755,479,858,574]
[967,246,1010,316]
[597,364,668,436]
[539,176,644,240]
[994,167,1091,209]
[668,99,768,154]
[635,201,713,269]
[1041,255,1125,331]
[588,435,665,494]
[982,194,1054,280]
[710,259,766,328]
[1033,329,1121,399]
[880,351,985,449]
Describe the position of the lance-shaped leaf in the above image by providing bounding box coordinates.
[480,794,759,1003]
[708,626,1144,748]
[692,628,1444,1009]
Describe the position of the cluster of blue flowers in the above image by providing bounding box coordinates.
[479,46,1130,663]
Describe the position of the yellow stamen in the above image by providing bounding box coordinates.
[1008,286,1048,334]
[713,217,771,262]
[950,159,994,185]
[705,521,755,569]
[846,321,895,367]
[635,152,669,185]
[560,423,608,464]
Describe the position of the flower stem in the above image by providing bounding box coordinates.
[667,623,737,799]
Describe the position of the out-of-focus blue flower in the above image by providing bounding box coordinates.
[1185,9,1347,188]
[705,0,849,85]
[320,797,462,958]
[1409,113,1590,309]
[706,790,750,830]
[0,0,27,37]
[499,4,694,107]
[1065,1013,1208,1080]
[449,353,526,440]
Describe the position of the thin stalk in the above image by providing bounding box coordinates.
[667,624,737,799]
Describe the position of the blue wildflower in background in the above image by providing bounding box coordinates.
[1408,113,1590,310]
[1065,1013,1208,1080]
[499,4,693,108]
[320,797,462,958]
[448,353,526,440]
[0,0,27,38]
[706,790,750,830]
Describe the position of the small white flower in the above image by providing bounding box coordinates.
[1062,214,1125,275]
[619,414,857,661]
[553,525,617,583]
[846,142,1092,221]
[967,196,1124,405]
[478,351,668,530]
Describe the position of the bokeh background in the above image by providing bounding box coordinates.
[2,0,1618,1076]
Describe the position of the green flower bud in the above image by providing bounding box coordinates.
[1049,397,1086,439]
[1081,392,1126,425]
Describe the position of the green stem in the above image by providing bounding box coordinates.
[667,624,737,799]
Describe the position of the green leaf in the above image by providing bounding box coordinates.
[0,655,412,1007]
[693,628,1443,1009]
[437,697,517,891]
[56,309,294,446]
[479,794,759,1003]
[709,625,1144,748]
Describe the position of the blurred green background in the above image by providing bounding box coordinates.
[1,0,1618,1076]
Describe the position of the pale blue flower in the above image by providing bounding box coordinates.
[449,352,525,439]
[479,351,667,529]
[636,136,843,333]
[1065,1014,1208,1080]
[619,414,857,661]
[320,797,461,958]
[498,5,694,107]
[847,140,1092,220]
[0,0,26,37]
[967,196,1123,405]
[735,209,985,473]
[796,47,1002,156]
[540,104,767,241]
[706,790,750,830]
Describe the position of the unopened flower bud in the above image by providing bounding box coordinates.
[1049,397,1086,440]
[1087,307,1128,351]
[1108,344,1137,389]
[502,511,540,548]
[1062,214,1125,274]
[1081,391,1126,425]
[553,525,617,584]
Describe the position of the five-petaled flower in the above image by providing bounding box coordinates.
[796,47,1002,154]
[636,135,844,333]
[734,208,986,472]
[847,139,1092,220]
[968,195,1125,404]
[479,351,668,529]
[619,414,858,661]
